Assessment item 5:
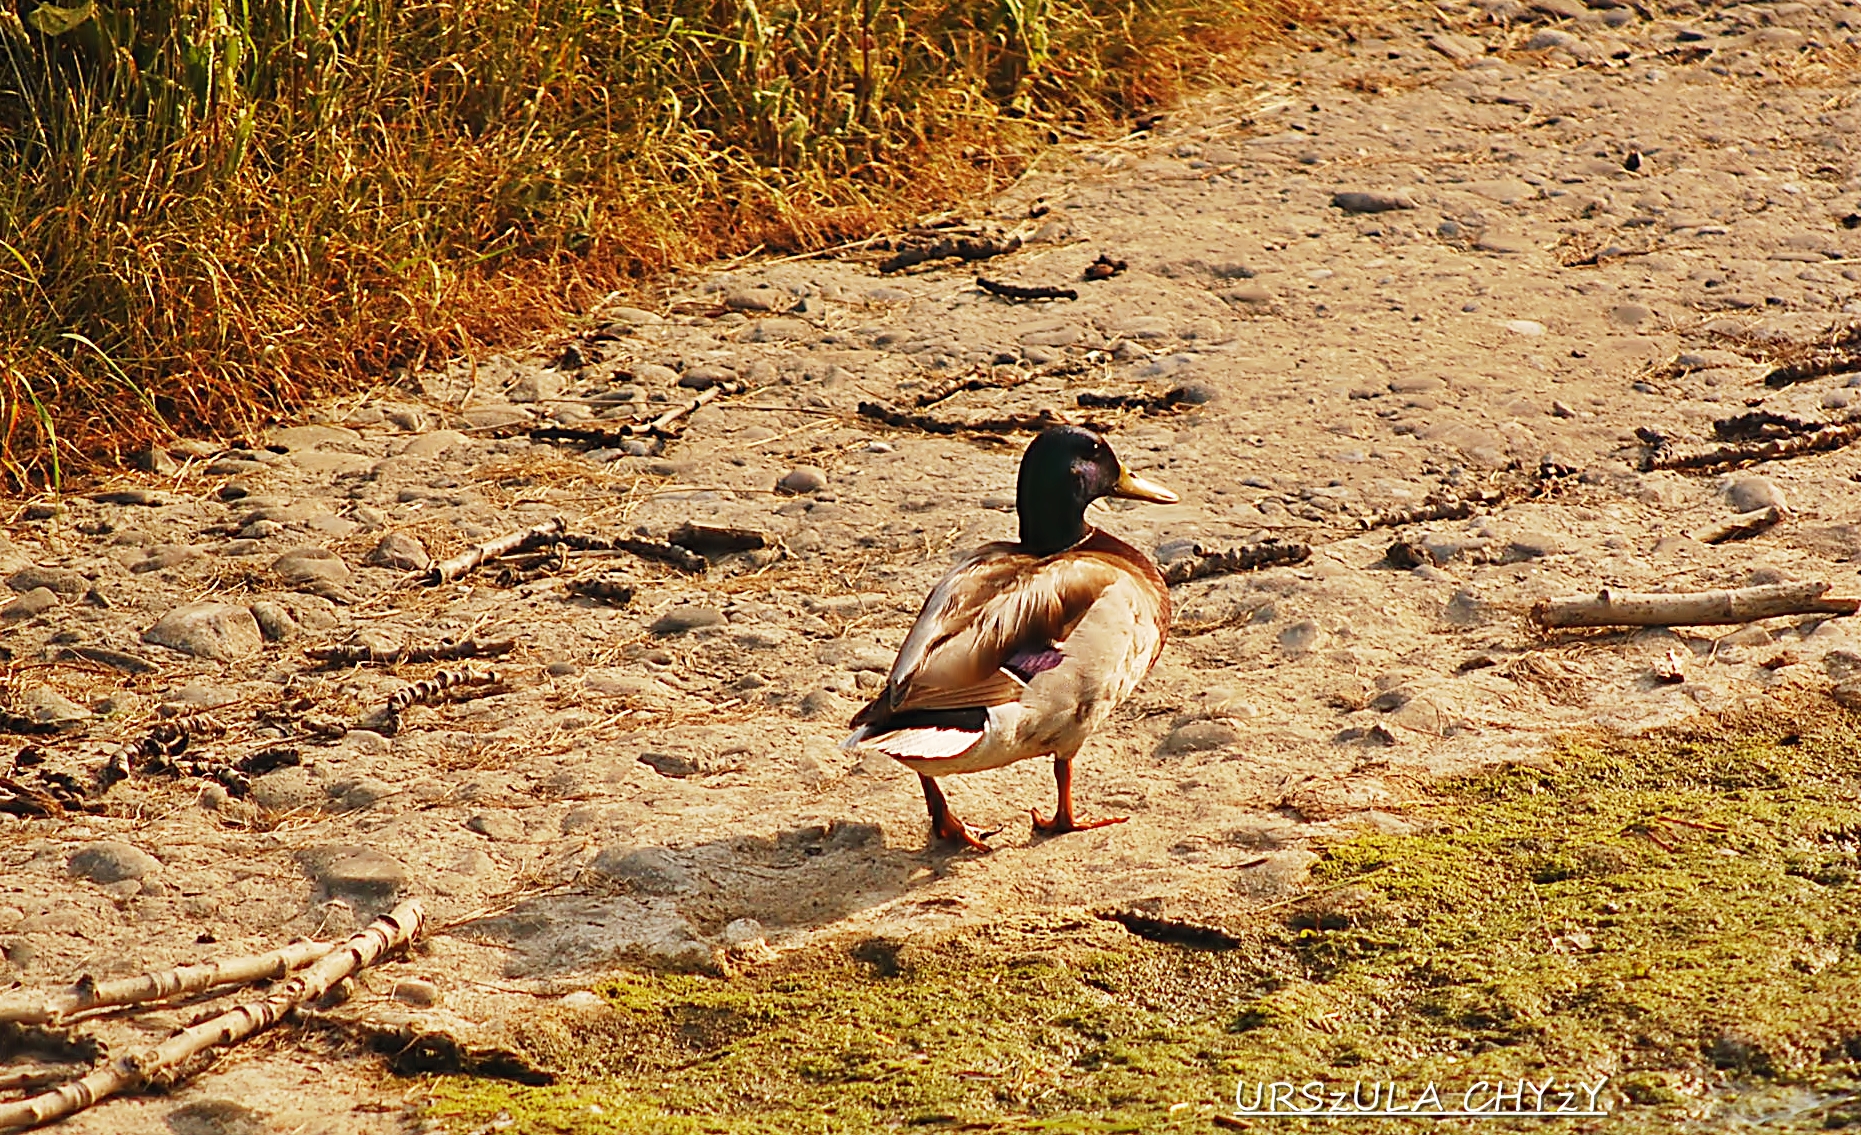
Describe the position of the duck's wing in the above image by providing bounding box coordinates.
[850,544,1133,731]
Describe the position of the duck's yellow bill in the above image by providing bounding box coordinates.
[1111,466,1178,504]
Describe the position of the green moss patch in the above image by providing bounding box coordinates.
[427,694,1861,1132]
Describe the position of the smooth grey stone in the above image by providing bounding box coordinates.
[327,776,396,812]
[392,978,441,1008]
[590,845,693,894]
[296,845,409,910]
[1277,620,1322,654]
[508,370,563,402]
[724,287,782,312]
[1332,190,1415,213]
[1160,720,1241,753]
[632,363,680,385]
[777,465,829,494]
[271,546,351,584]
[650,606,727,635]
[1,586,57,620]
[144,602,263,660]
[364,531,430,572]
[679,364,737,390]
[69,841,161,884]
[21,686,89,726]
[8,566,87,595]
[1722,476,1786,514]
[250,767,322,811]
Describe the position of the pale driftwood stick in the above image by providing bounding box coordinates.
[1531,582,1860,629]
[425,517,566,585]
[0,901,422,1132]
[0,938,336,1027]
[307,638,516,668]
[636,380,741,437]
[0,1067,87,1093]
[1690,506,1783,545]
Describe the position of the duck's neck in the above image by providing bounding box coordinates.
[1017,487,1091,556]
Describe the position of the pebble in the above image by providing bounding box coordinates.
[1505,319,1547,336]
[2,586,57,620]
[8,566,88,595]
[296,846,409,910]
[68,841,162,884]
[777,465,829,494]
[271,546,352,584]
[392,978,442,1007]
[1722,475,1787,514]
[1159,720,1242,754]
[22,686,89,727]
[561,990,607,1012]
[1277,620,1322,654]
[365,531,431,571]
[650,606,727,635]
[247,600,301,642]
[679,364,737,390]
[144,602,264,660]
[1331,190,1415,214]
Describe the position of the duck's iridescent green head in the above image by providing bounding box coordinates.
[1016,426,1176,555]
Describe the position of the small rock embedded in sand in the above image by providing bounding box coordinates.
[247,600,300,642]
[1160,720,1241,754]
[69,841,162,884]
[1722,475,1787,514]
[144,602,264,660]
[777,465,829,494]
[1331,190,1415,214]
[272,545,352,584]
[365,531,431,571]
[2,586,57,620]
[392,978,441,1007]
[651,606,726,635]
[297,846,409,911]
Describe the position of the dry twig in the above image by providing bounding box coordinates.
[976,276,1077,302]
[1162,540,1312,585]
[0,939,335,1026]
[1531,582,1859,629]
[426,517,567,585]
[307,638,516,668]
[1643,419,1861,473]
[0,902,423,1131]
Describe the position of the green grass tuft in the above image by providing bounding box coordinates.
[425,693,1861,1132]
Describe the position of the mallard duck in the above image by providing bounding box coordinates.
[842,426,1177,851]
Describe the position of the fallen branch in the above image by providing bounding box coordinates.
[878,230,1020,274]
[856,402,1109,438]
[914,367,1036,408]
[1076,386,1204,414]
[668,522,766,556]
[1763,323,1861,387]
[565,576,635,606]
[529,381,744,445]
[307,638,516,669]
[1359,489,1506,530]
[1690,506,1783,545]
[0,938,335,1026]
[426,517,567,585]
[386,668,502,716]
[0,902,423,1131]
[1645,420,1861,473]
[1163,540,1311,585]
[1712,408,1828,442]
[1530,582,1859,629]
[976,276,1077,302]
[555,532,707,574]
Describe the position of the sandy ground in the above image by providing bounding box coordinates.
[4,0,1861,1128]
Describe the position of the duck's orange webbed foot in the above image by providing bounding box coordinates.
[1030,757,1126,836]
[920,773,994,853]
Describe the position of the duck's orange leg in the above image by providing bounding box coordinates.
[1032,757,1127,835]
[920,773,993,852]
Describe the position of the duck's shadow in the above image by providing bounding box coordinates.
[460,819,936,976]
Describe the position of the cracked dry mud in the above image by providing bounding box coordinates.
[5,0,1861,1128]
